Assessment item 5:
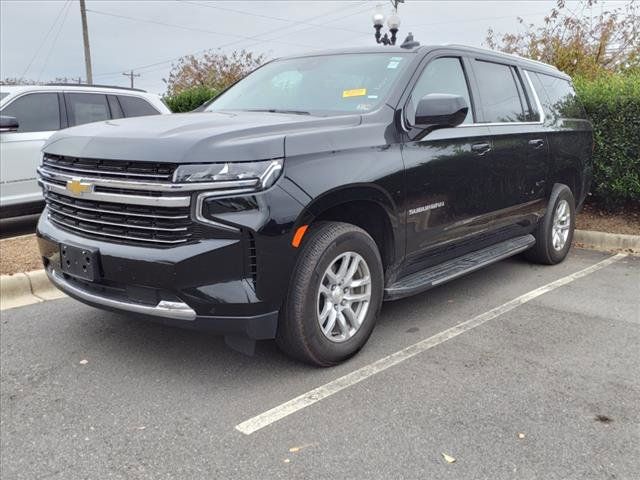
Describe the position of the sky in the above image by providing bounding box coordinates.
[0,0,630,95]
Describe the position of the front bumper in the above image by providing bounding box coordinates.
[37,213,281,339]
[46,267,197,320]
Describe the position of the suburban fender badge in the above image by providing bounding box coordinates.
[66,178,93,196]
[409,201,445,216]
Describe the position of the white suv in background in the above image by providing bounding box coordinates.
[0,84,171,218]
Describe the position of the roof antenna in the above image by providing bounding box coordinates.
[400,32,420,49]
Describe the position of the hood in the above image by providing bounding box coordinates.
[43,111,361,163]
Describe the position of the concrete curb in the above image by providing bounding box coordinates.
[574,230,640,254]
[0,273,36,310]
[0,270,65,311]
[27,270,66,300]
[0,229,638,311]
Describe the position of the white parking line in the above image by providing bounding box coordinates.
[235,253,627,435]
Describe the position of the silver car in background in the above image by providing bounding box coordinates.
[0,84,171,218]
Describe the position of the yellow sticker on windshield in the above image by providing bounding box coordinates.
[342,88,367,98]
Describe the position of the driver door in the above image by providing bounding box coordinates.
[401,55,496,273]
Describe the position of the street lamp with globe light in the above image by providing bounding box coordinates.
[372,1,404,46]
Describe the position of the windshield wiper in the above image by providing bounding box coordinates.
[245,109,311,115]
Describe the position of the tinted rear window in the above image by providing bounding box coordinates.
[529,71,586,121]
[118,96,159,117]
[66,93,111,126]
[473,60,526,123]
[0,92,60,132]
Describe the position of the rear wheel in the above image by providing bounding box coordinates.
[276,222,383,366]
[525,184,576,265]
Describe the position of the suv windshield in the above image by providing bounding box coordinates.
[206,53,411,115]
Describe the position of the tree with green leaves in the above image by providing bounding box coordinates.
[163,49,266,97]
[485,0,639,78]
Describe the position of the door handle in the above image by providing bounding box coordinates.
[528,138,545,149]
[471,142,491,155]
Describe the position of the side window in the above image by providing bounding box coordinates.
[0,93,60,133]
[409,57,473,124]
[473,60,526,123]
[512,68,539,122]
[107,95,124,119]
[118,96,159,117]
[532,72,586,121]
[66,93,110,126]
[526,72,552,120]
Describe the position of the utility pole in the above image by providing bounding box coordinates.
[79,0,93,84]
[122,70,140,88]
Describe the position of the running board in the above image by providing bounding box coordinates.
[384,234,535,301]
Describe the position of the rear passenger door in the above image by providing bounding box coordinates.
[526,71,592,206]
[470,59,549,219]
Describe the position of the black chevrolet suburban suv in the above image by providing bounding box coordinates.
[36,45,592,366]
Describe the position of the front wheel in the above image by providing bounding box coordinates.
[276,222,383,366]
[525,184,576,265]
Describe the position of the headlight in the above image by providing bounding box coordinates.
[182,159,284,230]
[173,159,283,191]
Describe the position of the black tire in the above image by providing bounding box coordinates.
[276,222,384,367]
[525,184,576,265]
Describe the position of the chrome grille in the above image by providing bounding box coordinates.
[44,191,194,245]
[37,155,194,232]
[42,154,176,181]
[38,154,258,246]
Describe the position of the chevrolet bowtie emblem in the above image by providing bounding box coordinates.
[66,179,93,196]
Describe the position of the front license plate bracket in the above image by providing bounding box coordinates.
[59,244,100,281]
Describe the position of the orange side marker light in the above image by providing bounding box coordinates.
[292,225,309,248]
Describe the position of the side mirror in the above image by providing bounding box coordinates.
[414,93,468,133]
[0,115,19,132]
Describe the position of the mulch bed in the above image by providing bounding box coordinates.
[576,203,640,236]
[0,235,42,276]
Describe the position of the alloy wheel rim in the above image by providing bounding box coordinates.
[552,199,571,251]
[317,251,372,343]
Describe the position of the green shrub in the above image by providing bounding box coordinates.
[164,85,218,113]
[574,73,640,208]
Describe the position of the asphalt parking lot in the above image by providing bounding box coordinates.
[1,248,638,479]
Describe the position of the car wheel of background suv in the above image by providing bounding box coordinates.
[526,184,576,265]
[276,222,384,367]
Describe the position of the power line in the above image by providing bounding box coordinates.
[338,9,552,46]
[193,1,374,62]
[406,10,550,29]
[20,0,70,79]
[179,0,371,36]
[37,0,73,82]
[122,70,141,88]
[86,9,320,50]
[93,1,370,78]
[253,2,372,45]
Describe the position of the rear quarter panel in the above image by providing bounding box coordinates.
[546,117,593,206]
